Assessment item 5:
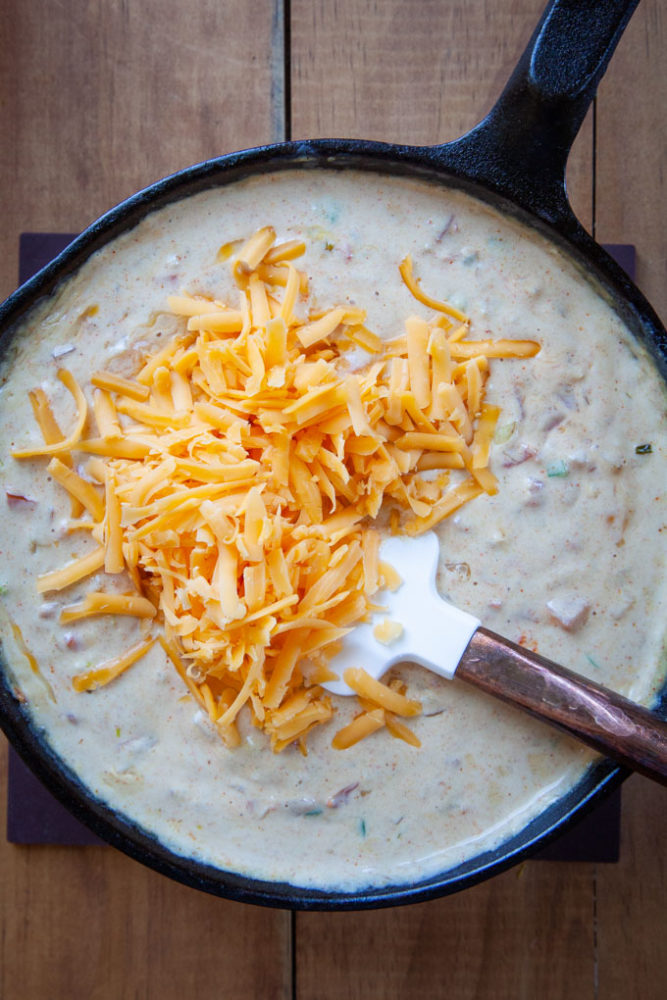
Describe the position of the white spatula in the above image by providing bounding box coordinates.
[322,532,667,786]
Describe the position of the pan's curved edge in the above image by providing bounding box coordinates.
[3,136,665,372]
[0,656,629,911]
[0,138,664,910]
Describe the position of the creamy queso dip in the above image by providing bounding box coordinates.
[0,170,665,892]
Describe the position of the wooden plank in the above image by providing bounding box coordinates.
[0,791,291,999]
[295,863,595,1000]
[290,4,597,994]
[0,3,292,998]
[290,0,592,226]
[594,3,666,998]
[291,0,547,145]
[596,777,667,1000]
[594,0,666,319]
[0,0,285,301]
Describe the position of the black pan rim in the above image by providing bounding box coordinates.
[1,140,664,369]
[0,672,630,910]
[0,137,665,910]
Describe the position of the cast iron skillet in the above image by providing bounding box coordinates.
[0,0,665,910]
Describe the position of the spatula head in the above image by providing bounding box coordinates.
[321,531,480,696]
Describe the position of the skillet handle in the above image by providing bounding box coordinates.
[457,627,667,787]
[431,0,639,227]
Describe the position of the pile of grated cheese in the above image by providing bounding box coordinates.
[13,226,539,753]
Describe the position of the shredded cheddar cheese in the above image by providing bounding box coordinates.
[71,636,157,692]
[373,619,404,645]
[13,227,539,753]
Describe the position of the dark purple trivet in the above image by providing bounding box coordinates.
[7,233,634,858]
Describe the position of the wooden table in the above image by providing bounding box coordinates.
[1,2,665,996]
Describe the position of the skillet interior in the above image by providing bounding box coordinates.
[0,145,665,909]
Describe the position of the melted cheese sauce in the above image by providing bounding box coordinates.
[0,170,665,892]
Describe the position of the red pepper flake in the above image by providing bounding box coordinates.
[517,633,539,653]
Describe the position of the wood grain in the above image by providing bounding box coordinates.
[290,0,593,226]
[0,0,284,301]
[595,0,666,320]
[295,863,596,1000]
[596,777,667,1000]
[0,832,291,1000]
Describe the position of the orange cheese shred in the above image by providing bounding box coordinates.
[399,255,469,324]
[13,370,87,458]
[72,636,156,692]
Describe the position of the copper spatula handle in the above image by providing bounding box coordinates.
[457,628,667,786]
